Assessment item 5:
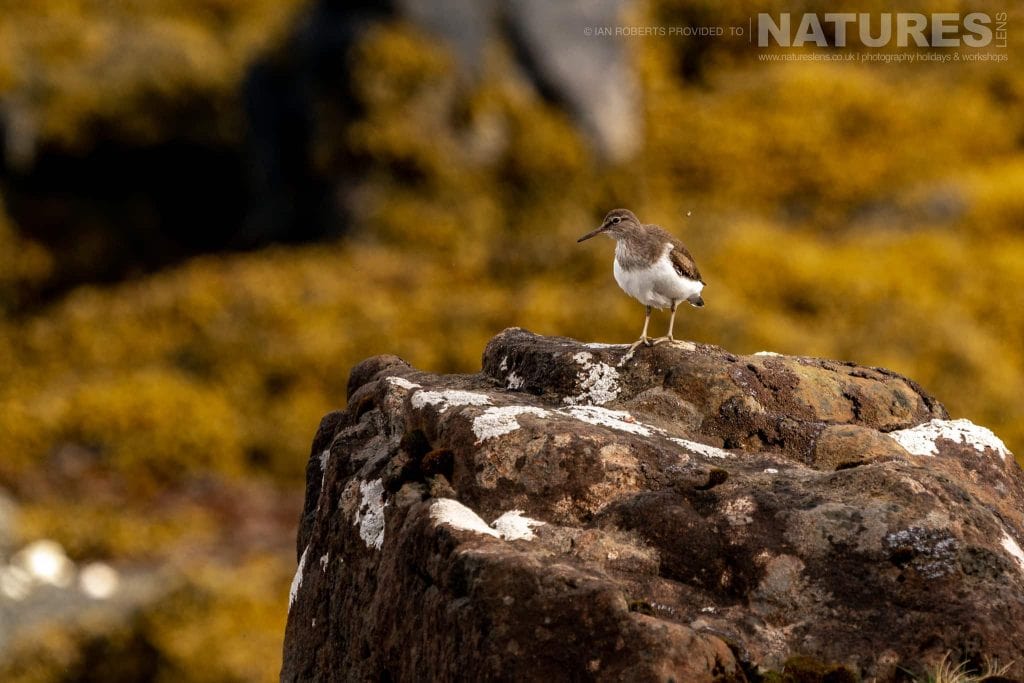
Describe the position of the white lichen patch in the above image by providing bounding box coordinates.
[288,545,309,610]
[317,449,332,511]
[411,389,493,413]
[669,340,697,352]
[1001,532,1024,572]
[585,342,628,349]
[353,479,386,550]
[429,499,500,538]
[492,510,545,541]
[430,500,544,541]
[764,468,779,474]
[472,406,551,443]
[753,351,782,357]
[564,352,621,406]
[669,437,732,459]
[889,418,1011,460]
[561,405,653,436]
[506,372,525,390]
[386,376,421,391]
[319,553,329,572]
[722,496,757,526]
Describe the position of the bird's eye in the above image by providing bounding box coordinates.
[612,217,621,224]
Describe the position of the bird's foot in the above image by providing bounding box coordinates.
[628,337,653,352]
[651,335,674,346]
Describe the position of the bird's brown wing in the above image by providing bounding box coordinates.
[669,238,704,283]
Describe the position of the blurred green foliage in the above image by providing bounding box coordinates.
[0,0,1023,679]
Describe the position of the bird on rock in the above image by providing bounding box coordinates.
[578,208,705,352]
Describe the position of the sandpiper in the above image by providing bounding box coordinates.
[578,208,705,350]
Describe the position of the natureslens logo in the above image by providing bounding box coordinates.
[758,12,1008,48]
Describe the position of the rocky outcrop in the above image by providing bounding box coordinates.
[281,328,1024,681]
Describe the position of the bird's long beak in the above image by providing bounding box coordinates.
[577,222,609,243]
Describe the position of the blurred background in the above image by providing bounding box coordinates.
[0,0,1021,679]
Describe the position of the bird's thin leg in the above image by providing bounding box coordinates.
[653,301,678,345]
[627,306,653,353]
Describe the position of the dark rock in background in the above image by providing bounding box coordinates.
[241,0,395,251]
[3,141,248,296]
[501,0,641,162]
[395,0,642,159]
[281,329,1024,681]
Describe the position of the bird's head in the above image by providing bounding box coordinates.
[577,209,641,243]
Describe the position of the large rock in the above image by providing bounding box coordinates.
[281,328,1024,681]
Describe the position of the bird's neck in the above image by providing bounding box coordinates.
[615,229,663,271]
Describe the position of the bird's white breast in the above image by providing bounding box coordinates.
[613,243,703,309]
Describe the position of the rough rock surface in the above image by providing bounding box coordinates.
[281,328,1024,681]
